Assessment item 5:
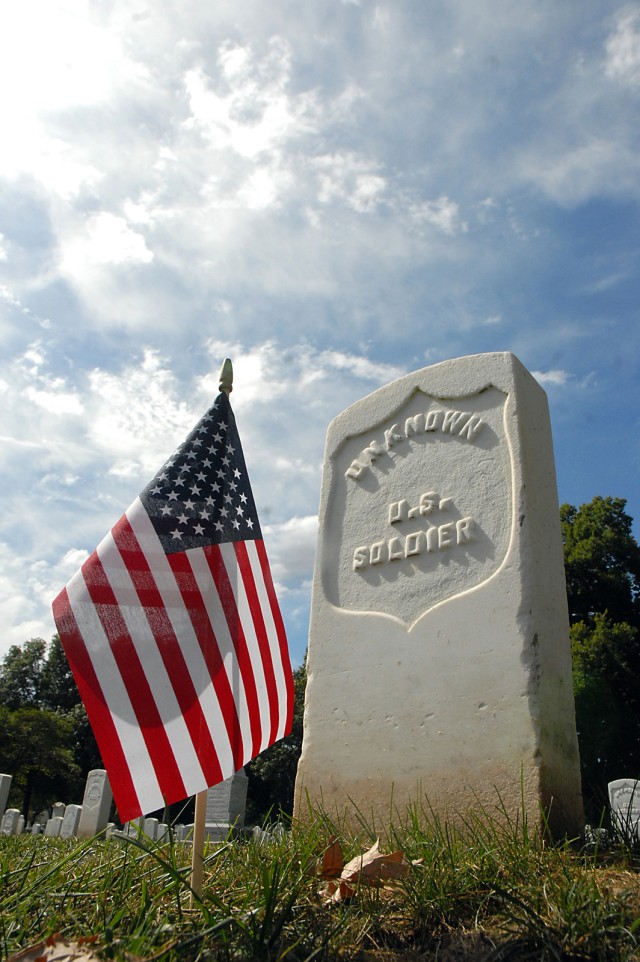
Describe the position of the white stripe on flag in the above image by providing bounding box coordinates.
[219,541,272,752]
[126,501,236,778]
[65,565,164,816]
[244,539,291,742]
[187,546,253,765]
[95,530,209,796]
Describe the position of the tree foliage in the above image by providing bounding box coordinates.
[0,707,81,816]
[561,496,640,627]
[561,496,640,801]
[245,660,307,823]
[0,636,102,816]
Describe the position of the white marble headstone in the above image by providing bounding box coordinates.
[44,816,63,837]
[143,817,159,840]
[60,804,83,839]
[295,353,583,836]
[205,769,248,834]
[1,808,21,836]
[77,769,113,838]
[609,779,640,840]
[0,774,11,821]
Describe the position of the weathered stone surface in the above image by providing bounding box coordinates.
[77,770,113,838]
[60,804,83,839]
[143,817,159,840]
[609,779,640,840]
[1,809,21,836]
[44,816,63,837]
[205,769,248,838]
[295,353,583,836]
[0,775,11,821]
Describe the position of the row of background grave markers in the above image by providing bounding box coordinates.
[0,768,249,841]
[1,770,639,842]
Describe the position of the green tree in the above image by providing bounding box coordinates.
[561,496,640,628]
[40,634,81,711]
[245,660,307,823]
[561,497,640,801]
[0,707,81,816]
[0,636,101,816]
[0,638,48,709]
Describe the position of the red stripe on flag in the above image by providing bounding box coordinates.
[204,543,263,760]
[81,549,188,804]
[111,516,224,788]
[52,588,141,820]
[234,540,280,746]
[166,549,245,771]
[255,539,295,734]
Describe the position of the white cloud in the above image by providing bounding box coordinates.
[87,349,197,476]
[314,152,387,213]
[85,213,154,266]
[410,196,468,235]
[532,369,570,387]
[0,2,147,193]
[24,386,84,415]
[183,38,316,161]
[605,7,640,85]
[0,542,53,649]
[262,515,318,591]
[518,139,639,206]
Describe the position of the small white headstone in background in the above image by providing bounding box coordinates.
[77,770,113,838]
[125,816,144,836]
[44,816,63,837]
[31,822,43,835]
[52,802,65,820]
[0,774,11,820]
[60,804,83,839]
[295,353,584,836]
[252,825,269,845]
[1,809,21,836]
[157,823,169,842]
[205,769,248,840]
[144,817,159,841]
[17,815,24,834]
[609,779,640,840]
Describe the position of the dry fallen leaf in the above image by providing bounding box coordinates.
[318,837,414,903]
[7,935,100,962]
[317,836,344,880]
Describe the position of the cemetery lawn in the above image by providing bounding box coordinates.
[1,810,639,962]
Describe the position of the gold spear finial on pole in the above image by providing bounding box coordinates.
[219,358,233,396]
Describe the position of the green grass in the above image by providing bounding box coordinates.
[0,809,639,962]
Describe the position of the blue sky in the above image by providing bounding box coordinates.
[1,0,639,667]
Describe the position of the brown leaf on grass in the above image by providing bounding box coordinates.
[317,836,344,880]
[341,839,408,885]
[8,935,100,962]
[323,878,357,903]
[318,838,414,903]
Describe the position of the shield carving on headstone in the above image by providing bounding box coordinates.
[322,385,513,627]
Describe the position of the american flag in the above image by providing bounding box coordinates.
[52,389,293,822]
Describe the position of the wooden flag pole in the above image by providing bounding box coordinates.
[189,358,233,908]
